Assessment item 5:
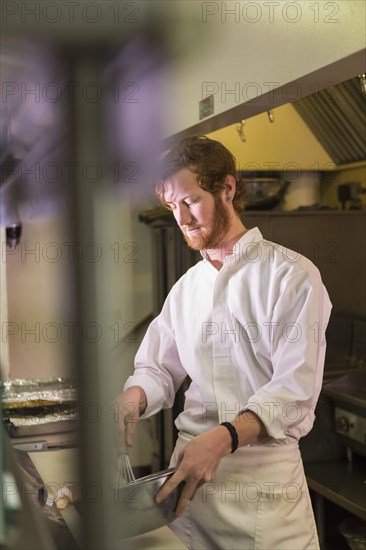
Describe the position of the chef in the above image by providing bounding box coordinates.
[115,135,332,549]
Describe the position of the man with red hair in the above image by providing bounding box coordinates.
[115,135,331,549]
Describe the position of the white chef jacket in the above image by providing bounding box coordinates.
[124,227,332,444]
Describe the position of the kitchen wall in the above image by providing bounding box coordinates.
[3,195,154,384]
[5,215,75,380]
[207,102,333,170]
[207,105,366,212]
[2,190,155,464]
[162,0,365,138]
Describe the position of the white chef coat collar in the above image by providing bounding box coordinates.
[200,227,263,266]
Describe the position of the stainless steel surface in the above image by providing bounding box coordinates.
[305,459,366,522]
[293,76,366,165]
[323,370,366,411]
[117,468,182,539]
[6,419,78,439]
[323,370,366,458]
[339,517,366,550]
[335,407,366,446]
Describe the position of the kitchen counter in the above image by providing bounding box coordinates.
[305,456,366,547]
[121,527,186,549]
[26,448,186,549]
[21,446,366,548]
[305,458,366,521]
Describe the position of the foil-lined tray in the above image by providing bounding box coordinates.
[1,378,78,437]
[1,378,78,408]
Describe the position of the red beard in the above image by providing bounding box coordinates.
[181,195,231,251]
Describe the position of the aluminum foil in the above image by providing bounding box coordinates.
[8,410,78,427]
[1,378,78,407]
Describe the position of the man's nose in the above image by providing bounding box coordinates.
[175,204,192,227]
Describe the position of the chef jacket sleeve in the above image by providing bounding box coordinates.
[123,292,188,418]
[242,265,332,442]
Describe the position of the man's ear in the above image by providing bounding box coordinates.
[224,175,236,199]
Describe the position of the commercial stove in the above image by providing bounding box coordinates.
[323,369,366,460]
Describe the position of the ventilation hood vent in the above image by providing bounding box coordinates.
[293,76,366,166]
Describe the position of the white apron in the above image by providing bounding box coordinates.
[169,433,319,550]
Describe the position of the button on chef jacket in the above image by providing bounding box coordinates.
[124,227,333,445]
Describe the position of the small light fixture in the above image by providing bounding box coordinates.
[359,74,366,95]
[236,120,246,142]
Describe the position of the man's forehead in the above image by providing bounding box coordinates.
[163,169,201,200]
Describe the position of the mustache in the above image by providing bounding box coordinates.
[182,224,200,231]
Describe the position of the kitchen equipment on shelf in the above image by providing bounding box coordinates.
[338,182,366,210]
[239,178,289,210]
[117,468,183,539]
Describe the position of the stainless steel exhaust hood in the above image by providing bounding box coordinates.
[293,76,366,165]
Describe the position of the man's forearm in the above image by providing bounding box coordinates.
[231,411,268,448]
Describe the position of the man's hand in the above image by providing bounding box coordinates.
[112,386,147,451]
[155,425,232,516]
[155,411,267,516]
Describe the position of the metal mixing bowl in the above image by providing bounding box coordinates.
[116,467,183,539]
